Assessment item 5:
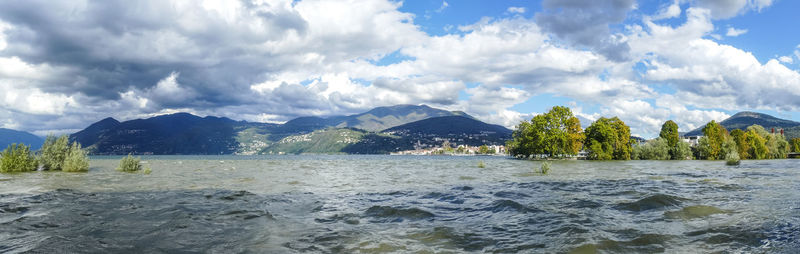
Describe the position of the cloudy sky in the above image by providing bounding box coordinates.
[1,0,799,138]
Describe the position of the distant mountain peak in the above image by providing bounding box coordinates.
[98,117,119,124]
[731,111,772,119]
[684,111,800,136]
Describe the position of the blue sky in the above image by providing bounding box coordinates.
[0,0,799,138]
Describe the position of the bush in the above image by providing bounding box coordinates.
[117,154,142,172]
[39,135,70,170]
[725,150,740,166]
[633,138,670,160]
[477,161,485,168]
[0,143,37,173]
[540,161,551,174]
[62,142,89,172]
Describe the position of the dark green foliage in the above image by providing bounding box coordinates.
[507,106,584,158]
[584,117,631,160]
[792,138,800,153]
[658,120,691,160]
[660,120,680,149]
[0,143,37,173]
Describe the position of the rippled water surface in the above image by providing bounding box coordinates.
[1,155,799,253]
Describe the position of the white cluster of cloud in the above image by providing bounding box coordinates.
[0,0,796,138]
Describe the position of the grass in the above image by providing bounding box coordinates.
[117,154,142,172]
[0,143,37,173]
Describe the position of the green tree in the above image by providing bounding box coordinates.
[584,117,631,160]
[478,145,493,154]
[632,138,670,160]
[674,141,693,160]
[766,133,790,159]
[63,142,90,172]
[730,129,750,159]
[721,137,739,162]
[746,129,769,159]
[507,106,584,158]
[701,121,728,160]
[660,120,690,160]
[696,136,710,160]
[792,138,800,153]
[660,120,680,148]
[747,125,769,138]
[0,143,37,173]
[39,134,70,170]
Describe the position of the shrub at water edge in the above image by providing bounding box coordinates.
[39,135,70,170]
[62,142,90,172]
[539,161,551,174]
[0,143,37,173]
[725,150,741,166]
[117,154,142,172]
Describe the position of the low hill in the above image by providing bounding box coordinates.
[382,116,512,146]
[0,128,44,150]
[684,111,800,136]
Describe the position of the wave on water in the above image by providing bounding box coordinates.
[1,170,799,253]
[614,194,686,212]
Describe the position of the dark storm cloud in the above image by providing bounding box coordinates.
[0,0,307,106]
[535,0,635,62]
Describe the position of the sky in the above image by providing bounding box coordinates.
[0,0,799,138]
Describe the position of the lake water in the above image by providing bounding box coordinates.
[1,155,799,253]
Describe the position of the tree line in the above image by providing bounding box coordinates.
[1,134,150,173]
[506,106,632,160]
[0,135,89,172]
[507,106,798,160]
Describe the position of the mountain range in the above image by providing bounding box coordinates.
[684,111,800,138]
[68,105,511,155]
[0,128,44,150]
[5,107,797,155]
